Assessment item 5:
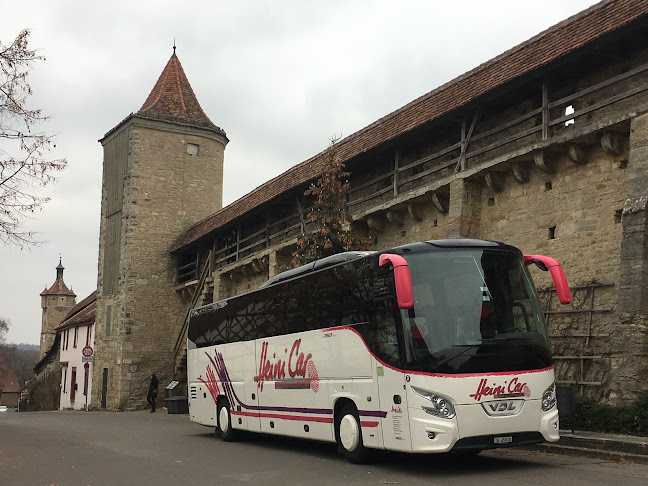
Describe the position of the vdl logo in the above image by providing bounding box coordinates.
[481,399,524,416]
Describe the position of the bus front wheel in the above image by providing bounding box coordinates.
[217,398,237,442]
[337,403,370,463]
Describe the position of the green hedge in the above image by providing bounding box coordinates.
[561,392,648,436]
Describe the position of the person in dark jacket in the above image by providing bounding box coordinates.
[147,373,158,412]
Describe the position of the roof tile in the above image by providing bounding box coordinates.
[54,291,97,332]
[138,50,226,136]
[40,279,76,297]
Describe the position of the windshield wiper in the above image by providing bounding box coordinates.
[426,343,483,372]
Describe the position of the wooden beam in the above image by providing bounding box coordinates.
[393,150,400,197]
[296,197,306,234]
[235,226,240,261]
[548,60,648,109]
[457,110,479,172]
[542,79,549,140]
[549,81,648,127]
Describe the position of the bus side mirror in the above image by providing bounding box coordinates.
[379,253,414,309]
[523,254,572,305]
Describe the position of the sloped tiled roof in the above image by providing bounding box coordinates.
[54,291,97,332]
[137,49,226,137]
[33,333,60,376]
[173,0,648,252]
[40,279,76,297]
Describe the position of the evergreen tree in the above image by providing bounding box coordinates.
[292,137,370,266]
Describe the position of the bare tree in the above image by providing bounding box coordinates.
[0,29,67,248]
[292,136,371,266]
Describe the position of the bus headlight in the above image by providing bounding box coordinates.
[411,386,456,419]
[542,383,557,411]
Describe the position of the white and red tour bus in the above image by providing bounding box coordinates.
[186,239,571,462]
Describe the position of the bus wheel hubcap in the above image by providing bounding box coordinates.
[219,406,229,433]
[340,414,359,451]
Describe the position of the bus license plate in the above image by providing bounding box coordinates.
[494,436,513,445]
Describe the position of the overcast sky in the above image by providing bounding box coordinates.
[0,0,600,345]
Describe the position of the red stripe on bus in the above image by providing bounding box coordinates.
[232,410,380,428]
[233,410,334,424]
[231,410,378,428]
[361,421,379,428]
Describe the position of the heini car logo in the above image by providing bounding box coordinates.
[254,339,319,393]
[469,377,530,401]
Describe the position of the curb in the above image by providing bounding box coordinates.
[524,431,648,465]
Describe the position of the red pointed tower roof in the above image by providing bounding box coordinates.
[136,47,226,137]
[40,258,76,297]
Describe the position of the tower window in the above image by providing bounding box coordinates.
[187,143,199,156]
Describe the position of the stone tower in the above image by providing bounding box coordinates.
[92,48,228,409]
[40,259,76,358]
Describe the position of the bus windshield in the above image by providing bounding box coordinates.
[400,249,551,374]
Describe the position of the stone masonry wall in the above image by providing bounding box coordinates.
[478,143,632,402]
[94,120,226,409]
[40,294,76,358]
[208,130,646,403]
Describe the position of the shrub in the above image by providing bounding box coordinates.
[561,392,648,436]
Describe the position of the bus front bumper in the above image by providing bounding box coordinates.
[407,402,559,453]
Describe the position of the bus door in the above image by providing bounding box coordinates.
[374,253,414,452]
[376,355,413,452]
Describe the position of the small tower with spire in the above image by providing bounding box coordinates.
[40,258,77,358]
[94,46,228,409]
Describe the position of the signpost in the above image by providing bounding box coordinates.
[82,346,93,410]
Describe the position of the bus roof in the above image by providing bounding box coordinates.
[261,239,517,288]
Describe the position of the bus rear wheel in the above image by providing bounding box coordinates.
[337,403,370,463]
[217,398,238,442]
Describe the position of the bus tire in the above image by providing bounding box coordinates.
[337,403,370,463]
[217,398,237,442]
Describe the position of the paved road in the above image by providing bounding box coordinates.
[1,410,647,486]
